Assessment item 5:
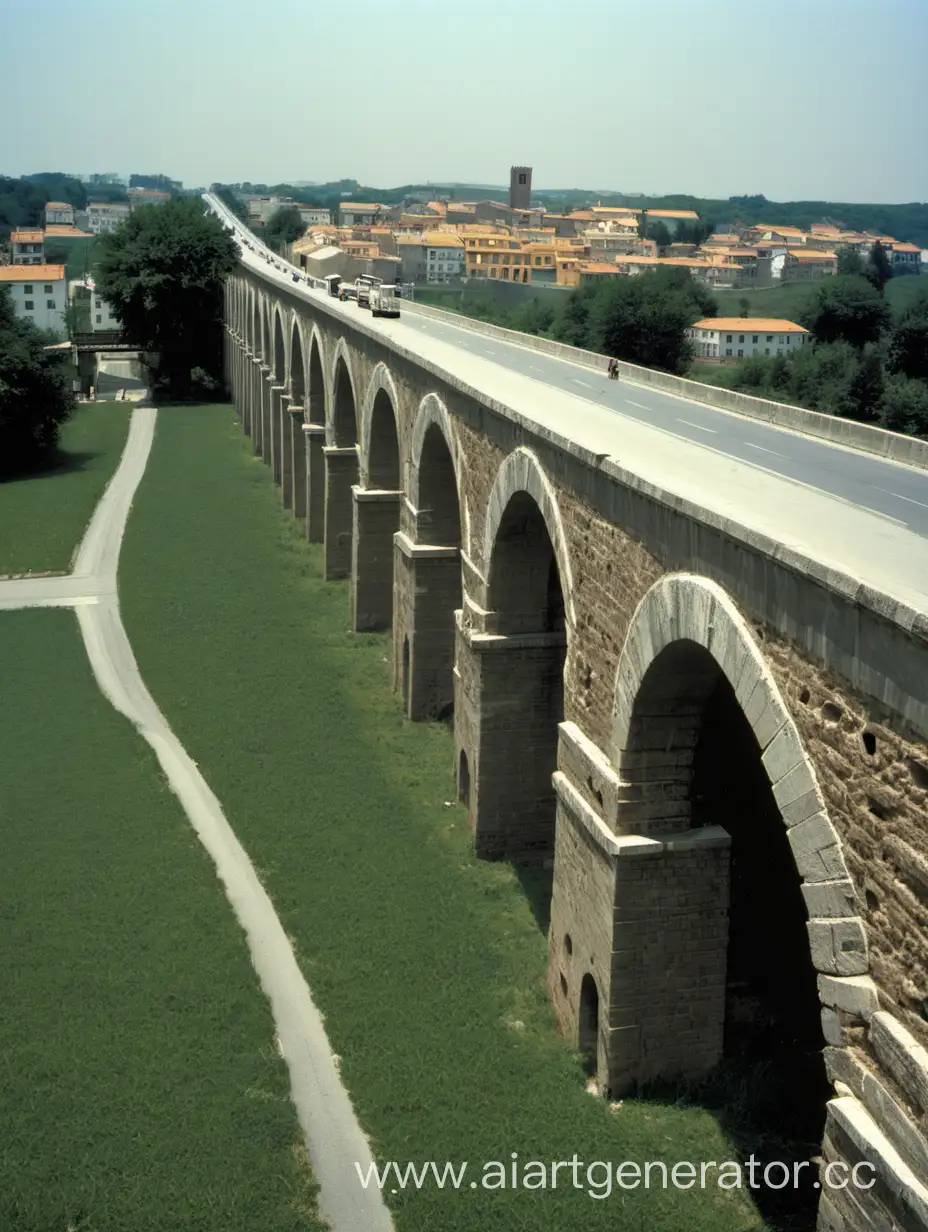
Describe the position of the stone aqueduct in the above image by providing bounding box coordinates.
[222,270,928,1230]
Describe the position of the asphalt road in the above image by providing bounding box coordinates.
[398,312,928,538]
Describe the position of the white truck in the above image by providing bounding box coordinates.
[370,284,400,318]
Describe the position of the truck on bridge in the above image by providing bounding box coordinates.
[370,284,400,319]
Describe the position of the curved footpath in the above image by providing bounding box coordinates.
[0,407,394,1232]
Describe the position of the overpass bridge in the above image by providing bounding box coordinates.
[206,194,928,1232]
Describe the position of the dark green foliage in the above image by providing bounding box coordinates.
[0,288,75,476]
[836,247,864,278]
[646,220,672,250]
[887,287,928,381]
[44,241,68,265]
[798,275,890,348]
[880,375,928,437]
[265,206,306,249]
[586,274,695,373]
[845,346,885,422]
[95,198,237,400]
[21,172,87,209]
[864,240,893,294]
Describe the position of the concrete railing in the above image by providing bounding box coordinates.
[402,299,928,472]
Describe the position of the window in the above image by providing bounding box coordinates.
[24,285,33,294]
[24,300,34,310]
[766,335,773,342]
[765,349,770,356]
[518,173,526,185]
[726,334,732,343]
[44,284,53,293]
[96,314,102,324]
[737,349,744,357]
[739,335,744,343]
[752,335,758,344]
[726,348,732,356]
[47,300,56,309]
[491,254,499,264]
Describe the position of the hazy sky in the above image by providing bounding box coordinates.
[3,0,926,203]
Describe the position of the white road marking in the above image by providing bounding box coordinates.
[530,365,544,372]
[484,349,496,355]
[626,401,649,410]
[676,419,717,434]
[571,378,593,389]
[871,486,928,510]
[745,443,786,458]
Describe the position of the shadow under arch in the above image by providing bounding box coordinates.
[607,572,860,1230]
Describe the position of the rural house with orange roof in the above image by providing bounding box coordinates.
[687,317,809,359]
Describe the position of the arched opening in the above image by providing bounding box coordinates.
[625,640,828,1228]
[323,355,359,580]
[290,324,305,407]
[332,355,356,448]
[578,974,599,1078]
[273,312,285,383]
[478,490,566,929]
[401,419,462,721]
[307,335,324,423]
[418,423,461,548]
[402,637,410,710]
[368,389,400,490]
[458,750,470,810]
[352,385,401,632]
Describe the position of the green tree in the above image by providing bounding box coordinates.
[789,340,859,417]
[44,241,69,266]
[650,264,716,321]
[836,247,864,277]
[265,206,305,250]
[738,297,750,318]
[553,284,596,347]
[648,221,672,251]
[879,375,928,438]
[798,275,890,348]
[768,352,791,392]
[588,273,695,373]
[0,287,75,476]
[864,240,893,294]
[887,288,928,382]
[95,197,237,400]
[846,347,885,422]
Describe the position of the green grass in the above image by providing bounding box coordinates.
[713,273,925,322]
[119,405,768,1232]
[0,608,324,1232]
[0,402,131,576]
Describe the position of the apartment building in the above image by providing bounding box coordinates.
[128,187,170,209]
[687,317,809,359]
[90,289,120,330]
[86,201,131,234]
[0,265,68,334]
[44,201,74,226]
[338,202,384,226]
[10,230,45,265]
[778,249,838,280]
[891,243,921,274]
[423,233,465,282]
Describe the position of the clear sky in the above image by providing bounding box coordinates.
[3,0,926,203]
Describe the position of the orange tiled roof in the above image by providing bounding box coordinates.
[0,263,66,281]
[44,201,72,210]
[11,230,44,243]
[692,317,808,333]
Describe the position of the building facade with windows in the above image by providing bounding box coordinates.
[423,233,465,282]
[0,264,68,334]
[128,187,170,210]
[86,201,131,234]
[338,203,384,227]
[10,230,45,265]
[44,201,74,226]
[90,290,120,330]
[686,317,809,359]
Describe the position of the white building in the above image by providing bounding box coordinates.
[44,201,74,226]
[86,201,131,234]
[423,232,465,282]
[687,317,809,359]
[10,230,45,265]
[90,289,120,330]
[0,265,68,335]
[296,205,331,226]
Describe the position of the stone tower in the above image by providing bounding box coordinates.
[509,166,532,210]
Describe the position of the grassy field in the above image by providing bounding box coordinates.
[0,402,131,576]
[0,608,323,1232]
[713,273,924,321]
[119,405,769,1232]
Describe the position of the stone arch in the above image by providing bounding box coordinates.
[307,326,326,424]
[289,317,307,407]
[251,287,260,356]
[482,446,577,634]
[328,337,358,448]
[359,363,401,489]
[394,394,465,721]
[606,572,864,1204]
[461,447,574,869]
[272,306,286,384]
[409,393,466,554]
